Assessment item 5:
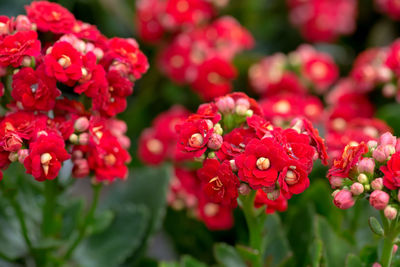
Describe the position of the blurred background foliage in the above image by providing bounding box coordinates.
[2,0,400,266]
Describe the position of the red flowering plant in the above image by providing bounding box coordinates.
[171,92,327,266]
[0,1,148,266]
[327,132,400,267]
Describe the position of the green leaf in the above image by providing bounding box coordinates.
[74,205,150,267]
[180,255,208,267]
[368,217,384,236]
[264,214,292,266]
[159,262,180,267]
[214,243,246,267]
[87,209,114,235]
[104,164,171,234]
[309,238,323,267]
[315,216,355,267]
[60,199,84,240]
[345,254,363,267]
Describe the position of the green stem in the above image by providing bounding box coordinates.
[62,184,102,261]
[239,191,267,267]
[10,196,33,252]
[380,216,400,267]
[42,181,58,237]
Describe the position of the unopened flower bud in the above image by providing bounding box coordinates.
[207,133,223,150]
[351,182,364,196]
[331,189,340,197]
[384,145,396,157]
[330,177,343,188]
[235,98,250,116]
[364,184,371,191]
[373,145,391,162]
[18,149,29,164]
[238,183,251,195]
[267,189,280,201]
[382,83,397,97]
[213,123,223,136]
[394,245,398,255]
[357,173,369,184]
[78,133,89,145]
[333,189,355,209]
[371,178,383,190]
[245,109,254,117]
[8,152,18,162]
[74,117,89,132]
[357,158,375,174]
[372,263,382,267]
[256,157,270,170]
[69,133,79,144]
[189,133,204,148]
[15,15,33,31]
[72,158,90,178]
[367,140,378,150]
[215,96,235,113]
[370,190,390,210]
[204,119,213,130]
[208,151,216,158]
[384,205,398,220]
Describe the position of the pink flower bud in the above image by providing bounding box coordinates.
[351,183,364,196]
[17,149,29,164]
[8,152,18,162]
[207,133,223,150]
[215,96,235,113]
[15,15,33,31]
[373,146,388,162]
[238,183,251,195]
[384,145,396,157]
[330,177,343,188]
[189,133,204,148]
[394,245,398,255]
[74,117,90,132]
[72,159,90,178]
[380,132,397,147]
[372,263,382,267]
[118,135,131,149]
[369,190,389,210]
[79,133,89,145]
[357,158,375,174]
[230,159,238,171]
[235,98,250,115]
[384,206,398,220]
[371,178,383,190]
[333,189,355,209]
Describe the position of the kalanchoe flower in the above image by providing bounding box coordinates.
[381,152,400,190]
[333,189,355,209]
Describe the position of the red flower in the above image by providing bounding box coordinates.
[0,30,40,67]
[216,127,255,161]
[88,133,131,182]
[164,0,214,28]
[191,57,237,101]
[254,190,288,214]
[24,133,70,181]
[328,142,368,179]
[0,112,36,152]
[44,41,83,85]
[235,138,288,189]
[12,66,60,111]
[136,0,165,42]
[138,129,168,165]
[197,197,234,230]
[278,160,309,199]
[302,54,339,90]
[381,152,400,190]
[197,159,240,207]
[385,39,400,75]
[25,1,76,34]
[177,119,213,157]
[103,37,149,79]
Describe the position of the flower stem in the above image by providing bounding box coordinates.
[62,183,102,261]
[42,181,58,237]
[10,195,33,252]
[380,216,400,267]
[239,190,267,267]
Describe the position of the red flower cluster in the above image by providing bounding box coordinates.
[287,0,357,42]
[159,17,253,100]
[138,106,233,229]
[136,0,229,42]
[0,1,148,182]
[173,92,326,228]
[328,132,400,221]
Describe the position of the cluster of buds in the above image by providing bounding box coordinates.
[328,132,400,220]
[136,0,229,43]
[174,92,327,228]
[158,16,253,100]
[0,1,148,182]
[287,0,357,42]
